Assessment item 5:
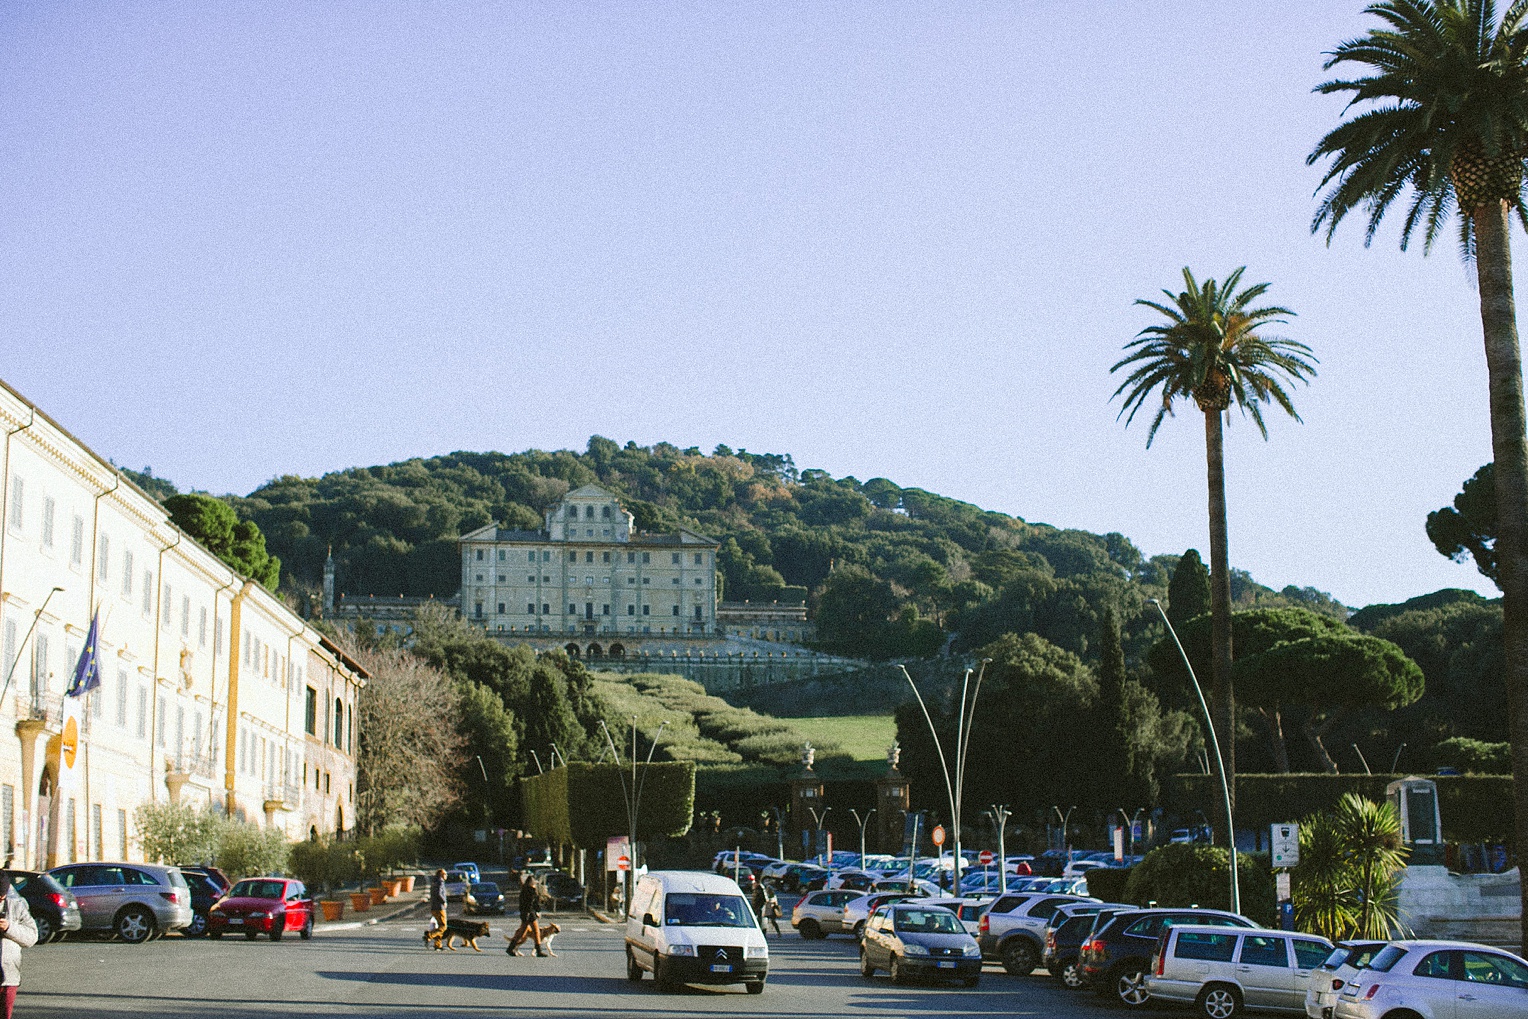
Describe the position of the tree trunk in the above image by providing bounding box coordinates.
[1257,706,1290,773]
[1204,409,1237,821]
[1303,709,1339,775]
[1473,200,1528,954]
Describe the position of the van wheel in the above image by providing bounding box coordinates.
[1001,938,1038,976]
[1113,964,1150,1008]
[1197,983,1241,1018]
[798,918,822,939]
[653,958,675,991]
[860,948,875,978]
[745,978,764,994]
[626,947,643,981]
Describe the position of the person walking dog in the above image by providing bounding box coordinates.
[426,868,448,950]
[0,870,38,1018]
[506,874,549,957]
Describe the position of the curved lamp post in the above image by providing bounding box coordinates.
[1149,597,1239,914]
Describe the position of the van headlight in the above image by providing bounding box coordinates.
[745,945,767,959]
[903,944,930,956]
[963,944,982,957]
[667,945,696,957]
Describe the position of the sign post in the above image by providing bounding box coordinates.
[1270,823,1299,931]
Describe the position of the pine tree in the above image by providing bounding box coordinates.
[1167,549,1211,630]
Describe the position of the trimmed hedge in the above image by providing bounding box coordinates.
[1083,866,1132,903]
[1165,773,1515,843]
[1122,844,1276,926]
[522,761,696,848]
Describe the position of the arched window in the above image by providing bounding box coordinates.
[601,505,611,519]
[333,698,343,747]
[584,505,595,519]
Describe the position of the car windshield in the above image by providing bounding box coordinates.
[894,909,964,934]
[664,893,755,927]
[230,880,285,900]
[472,883,499,894]
[1364,945,1407,973]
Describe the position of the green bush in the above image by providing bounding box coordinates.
[134,802,223,865]
[217,822,291,879]
[1123,844,1275,926]
[1432,738,1511,774]
[1084,866,1132,903]
[289,837,360,895]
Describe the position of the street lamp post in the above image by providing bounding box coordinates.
[899,659,990,899]
[849,808,875,867]
[768,806,785,861]
[599,716,667,909]
[806,805,831,871]
[1118,807,1145,860]
[1053,805,1076,857]
[0,586,64,708]
[986,804,1012,893]
[1149,597,1239,914]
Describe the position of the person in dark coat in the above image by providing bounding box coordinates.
[506,875,548,957]
[425,868,448,950]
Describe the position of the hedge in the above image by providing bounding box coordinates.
[1122,844,1277,926]
[521,761,696,848]
[1083,866,1132,903]
[1164,773,1515,843]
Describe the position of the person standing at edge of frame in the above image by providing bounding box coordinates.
[0,866,39,1019]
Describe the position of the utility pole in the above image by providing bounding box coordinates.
[987,804,1011,893]
[849,808,875,867]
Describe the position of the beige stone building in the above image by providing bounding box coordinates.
[0,379,365,868]
[459,484,720,657]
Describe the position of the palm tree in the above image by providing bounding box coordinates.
[1111,268,1317,819]
[1308,0,1528,947]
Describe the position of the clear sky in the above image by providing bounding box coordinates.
[0,2,1508,609]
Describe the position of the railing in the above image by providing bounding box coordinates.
[167,751,219,782]
[17,692,62,727]
[263,781,304,806]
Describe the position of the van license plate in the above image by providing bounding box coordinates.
[937,961,956,969]
[710,964,731,973]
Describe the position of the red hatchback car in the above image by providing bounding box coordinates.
[207,878,314,941]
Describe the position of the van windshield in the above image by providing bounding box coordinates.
[664,893,755,928]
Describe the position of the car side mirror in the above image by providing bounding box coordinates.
[643,913,658,929]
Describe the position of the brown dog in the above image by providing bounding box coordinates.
[504,921,561,955]
[443,918,492,952]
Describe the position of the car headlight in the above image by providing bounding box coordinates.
[667,944,696,957]
[745,945,767,959]
[964,944,982,957]
[903,943,930,956]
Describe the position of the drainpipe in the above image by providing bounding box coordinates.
[206,575,235,786]
[224,580,253,817]
[0,407,36,620]
[148,531,181,800]
[81,473,118,858]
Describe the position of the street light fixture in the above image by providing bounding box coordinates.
[599,716,667,908]
[1053,805,1076,857]
[985,804,1012,893]
[849,808,876,867]
[1391,743,1407,773]
[1149,597,1239,914]
[806,805,831,868]
[899,659,990,898]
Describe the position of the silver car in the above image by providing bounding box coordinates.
[791,889,860,938]
[49,862,193,943]
[1334,940,1528,1018]
[1145,923,1333,1017]
[1305,941,1387,1018]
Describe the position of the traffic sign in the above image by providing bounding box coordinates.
[1271,823,1300,868]
[931,825,946,847]
[616,855,630,872]
[978,850,994,866]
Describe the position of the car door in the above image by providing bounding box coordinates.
[1457,949,1528,1017]
[1291,938,1331,1004]
[1236,934,1295,1007]
[866,908,892,967]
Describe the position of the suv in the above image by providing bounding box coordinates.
[977,892,1098,975]
[1043,901,1131,989]
[49,862,194,943]
[1078,907,1258,1008]
[177,867,230,937]
[8,871,81,944]
[1147,923,1333,1014]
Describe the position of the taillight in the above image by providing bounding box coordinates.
[1364,984,1380,1000]
[159,891,180,904]
[1082,938,1102,956]
[978,914,989,934]
[1332,979,1344,990]
[47,892,65,910]
[1045,930,1055,950]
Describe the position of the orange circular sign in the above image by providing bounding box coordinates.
[931,825,946,846]
[61,715,79,769]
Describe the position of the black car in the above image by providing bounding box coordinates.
[464,881,504,915]
[178,867,230,938]
[1042,901,1127,990]
[1078,907,1257,1008]
[541,872,584,909]
[8,871,80,944]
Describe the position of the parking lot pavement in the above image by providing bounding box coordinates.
[18,909,1163,1019]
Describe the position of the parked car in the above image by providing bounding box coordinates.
[464,881,504,916]
[49,862,193,944]
[826,870,877,892]
[624,870,767,994]
[860,902,983,987]
[791,889,862,938]
[1079,907,1259,1008]
[977,892,1098,975]
[451,862,481,884]
[180,865,231,893]
[8,871,80,944]
[442,871,470,900]
[1146,923,1333,1016]
[917,896,993,936]
[1044,901,1133,989]
[872,878,943,897]
[1304,941,1388,1019]
[842,892,926,940]
[207,878,313,941]
[178,867,229,937]
[1334,940,1528,1019]
[541,871,584,908]
[772,864,828,893]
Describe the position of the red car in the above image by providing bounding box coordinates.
[207,878,314,941]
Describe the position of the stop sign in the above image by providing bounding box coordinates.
[931,825,946,847]
[616,855,630,872]
[979,850,994,865]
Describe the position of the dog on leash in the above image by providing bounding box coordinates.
[504,921,561,956]
[423,918,492,952]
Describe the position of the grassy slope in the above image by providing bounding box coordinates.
[779,715,898,764]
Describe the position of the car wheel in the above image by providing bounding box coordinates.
[185,912,208,938]
[890,955,908,985]
[1113,964,1150,1008]
[626,947,643,982]
[860,948,875,978]
[208,930,223,940]
[745,978,765,994]
[244,930,259,941]
[799,918,822,940]
[1001,938,1039,976]
[270,923,284,942]
[1057,958,1086,990]
[114,906,156,944]
[32,914,52,945]
[299,916,313,941]
[1197,983,1241,1019]
[852,920,866,940]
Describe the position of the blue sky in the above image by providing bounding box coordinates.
[0,2,1507,608]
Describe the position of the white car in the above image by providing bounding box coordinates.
[624,871,768,994]
[1305,941,1388,1018]
[841,891,927,940]
[917,896,993,935]
[1146,923,1333,1016]
[1334,940,1528,1018]
[791,889,861,938]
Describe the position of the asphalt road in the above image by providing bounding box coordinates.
[17,905,1154,1019]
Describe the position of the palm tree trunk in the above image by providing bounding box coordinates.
[1473,200,1528,954]
[1204,409,1236,823]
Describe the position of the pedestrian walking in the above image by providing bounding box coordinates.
[425,868,448,950]
[506,874,549,957]
[750,882,780,936]
[0,871,38,1018]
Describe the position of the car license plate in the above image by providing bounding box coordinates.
[937,961,956,969]
[228,918,243,925]
[709,964,731,973]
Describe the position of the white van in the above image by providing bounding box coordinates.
[624,871,769,994]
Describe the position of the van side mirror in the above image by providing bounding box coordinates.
[643,913,658,929]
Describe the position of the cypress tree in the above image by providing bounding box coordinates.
[1167,549,1212,630]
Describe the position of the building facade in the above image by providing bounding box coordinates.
[717,599,814,644]
[459,484,720,657]
[0,379,365,869]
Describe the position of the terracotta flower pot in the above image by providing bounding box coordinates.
[369,886,387,905]
[319,900,344,922]
[350,893,372,912]
[401,875,415,893]
[382,879,401,897]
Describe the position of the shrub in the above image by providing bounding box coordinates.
[1084,866,1132,903]
[135,802,225,865]
[1123,843,1275,926]
[1432,737,1511,774]
[289,837,360,895]
[217,822,291,879]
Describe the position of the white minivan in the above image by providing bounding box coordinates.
[1147,923,1333,1016]
[624,871,768,994]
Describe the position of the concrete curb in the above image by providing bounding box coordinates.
[586,906,617,925]
[315,898,427,934]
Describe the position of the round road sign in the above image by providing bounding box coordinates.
[979,849,994,865]
[931,825,946,847]
[616,855,630,872]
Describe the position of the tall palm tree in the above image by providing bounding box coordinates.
[1111,268,1317,819]
[1308,0,1528,947]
